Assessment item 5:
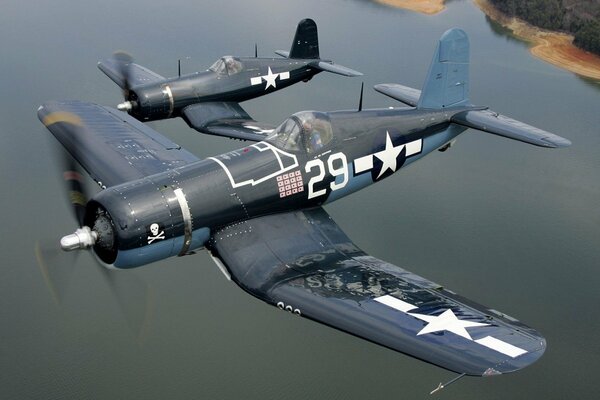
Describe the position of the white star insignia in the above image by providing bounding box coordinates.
[263,67,278,89]
[409,309,489,340]
[374,131,404,179]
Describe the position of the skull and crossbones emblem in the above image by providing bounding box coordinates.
[147,223,165,244]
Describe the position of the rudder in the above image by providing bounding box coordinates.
[417,28,470,109]
[289,19,320,59]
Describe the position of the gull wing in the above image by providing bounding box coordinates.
[182,102,275,142]
[211,207,546,376]
[38,100,200,188]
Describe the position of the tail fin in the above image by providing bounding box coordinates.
[289,18,319,59]
[275,18,362,77]
[374,28,571,148]
[417,28,470,109]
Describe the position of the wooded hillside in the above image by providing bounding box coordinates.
[488,0,600,55]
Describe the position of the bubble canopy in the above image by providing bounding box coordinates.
[269,111,333,153]
[209,56,244,76]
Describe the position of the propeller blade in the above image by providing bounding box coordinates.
[112,51,133,95]
[42,101,152,341]
[62,158,88,227]
[98,265,154,342]
[36,240,153,341]
[35,240,78,305]
[358,81,364,112]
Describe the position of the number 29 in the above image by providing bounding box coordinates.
[305,153,348,199]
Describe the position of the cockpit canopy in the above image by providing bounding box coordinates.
[209,56,244,76]
[270,111,333,154]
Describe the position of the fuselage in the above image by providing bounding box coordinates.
[127,57,320,121]
[86,106,470,268]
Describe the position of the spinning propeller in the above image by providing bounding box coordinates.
[112,51,137,112]
[35,141,152,340]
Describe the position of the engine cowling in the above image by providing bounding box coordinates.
[84,178,209,269]
[125,84,174,121]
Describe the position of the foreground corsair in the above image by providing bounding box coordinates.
[39,29,569,388]
[98,19,361,140]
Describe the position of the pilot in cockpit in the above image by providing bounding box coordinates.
[303,121,323,152]
[224,57,243,75]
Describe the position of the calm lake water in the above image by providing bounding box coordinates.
[1,0,599,398]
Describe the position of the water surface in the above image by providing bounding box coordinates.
[1,0,598,398]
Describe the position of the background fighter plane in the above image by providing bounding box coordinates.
[39,29,569,386]
[98,18,362,141]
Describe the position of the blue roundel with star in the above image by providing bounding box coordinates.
[352,130,423,182]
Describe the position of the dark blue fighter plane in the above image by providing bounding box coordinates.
[38,29,570,388]
[98,19,361,141]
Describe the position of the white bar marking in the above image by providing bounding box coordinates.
[406,139,423,156]
[354,154,373,174]
[475,336,528,358]
[374,295,417,313]
[279,71,290,80]
[250,77,262,85]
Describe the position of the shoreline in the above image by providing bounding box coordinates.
[473,0,600,81]
[373,0,445,15]
[372,0,600,81]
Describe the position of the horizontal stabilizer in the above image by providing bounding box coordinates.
[313,61,363,77]
[374,83,420,107]
[275,50,290,58]
[182,102,275,142]
[98,56,165,89]
[452,109,571,148]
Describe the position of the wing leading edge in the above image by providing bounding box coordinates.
[38,100,200,188]
[211,208,545,376]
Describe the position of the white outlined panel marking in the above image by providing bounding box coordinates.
[209,142,298,188]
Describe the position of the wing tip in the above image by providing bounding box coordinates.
[543,136,572,148]
[477,336,547,377]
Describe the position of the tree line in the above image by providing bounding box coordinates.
[488,0,600,55]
